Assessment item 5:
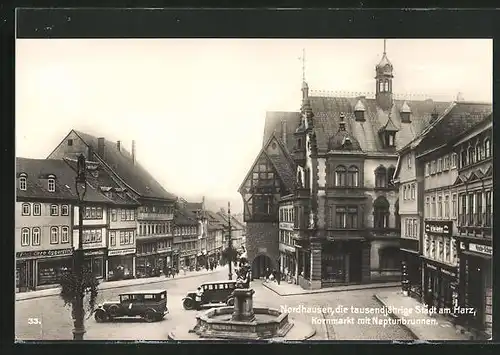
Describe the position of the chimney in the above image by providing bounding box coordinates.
[97,137,105,158]
[132,140,136,165]
[281,120,287,146]
[202,196,205,210]
[116,140,121,152]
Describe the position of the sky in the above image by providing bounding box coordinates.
[16,39,492,213]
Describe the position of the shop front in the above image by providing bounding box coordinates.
[83,248,106,279]
[136,241,159,277]
[279,243,296,281]
[458,240,492,335]
[400,238,421,299]
[321,238,364,286]
[16,248,74,292]
[422,259,458,315]
[107,247,136,281]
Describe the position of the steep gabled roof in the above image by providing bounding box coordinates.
[205,210,226,231]
[69,130,176,201]
[263,111,302,152]
[216,211,245,230]
[173,208,198,226]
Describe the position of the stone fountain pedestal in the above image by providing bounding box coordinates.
[168,287,316,341]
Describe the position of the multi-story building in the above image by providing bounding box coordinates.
[279,197,296,280]
[216,209,246,250]
[453,114,493,337]
[239,43,455,289]
[173,208,199,269]
[16,158,77,292]
[182,199,209,268]
[395,102,491,336]
[48,130,177,277]
[206,211,225,263]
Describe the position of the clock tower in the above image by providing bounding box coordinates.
[375,39,394,111]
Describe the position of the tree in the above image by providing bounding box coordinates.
[219,245,239,266]
[59,266,99,321]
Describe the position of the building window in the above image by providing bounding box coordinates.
[19,176,27,191]
[335,165,347,187]
[121,209,135,221]
[467,146,475,165]
[425,162,430,176]
[430,160,436,174]
[50,227,59,244]
[33,203,41,216]
[31,227,41,246]
[431,196,436,218]
[437,158,442,173]
[444,195,450,219]
[451,153,457,168]
[437,195,442,218]
[412,218,418,237]
[335,206,358,229]
[61,205,69,216]
[347,166,359,187]
[407,154,412,169]
[425,197,430,217]
[444,238,451,263]
[82,229,103,244]
[386,133,395,147]
[22,203,30,216]
[443,156,449,170]
[468,194,475,225]
[373,196,389,229]
[387,167,396,187]
[484,138,491,158]
[84,206,103,220]
[475,142,483,161]
[48,178,56,192]
[411,184,416,200]
[68,139,73,146]
[452,194,457,219]
[485,190,492,227]
[111,209,117,222]
[61,226,70,243]
[460,149,467,168]
[375,166,387,188]
[476,192,483,225]
[110,231,116,246]
[50,204,59,216]
[21,228,30,246]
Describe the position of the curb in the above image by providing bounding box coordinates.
[16,270,220,302]
[372,294,420,340]
[262,282,399,297]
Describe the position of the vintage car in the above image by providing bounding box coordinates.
[182,280,238,310]
[94,289,168,323]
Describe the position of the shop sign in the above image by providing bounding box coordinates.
[426,263,438,271]
[108,248,136,257]
[84,249,105,257]
[16,248,73,259]
[468,243,492,256]
[440,268,457,278]
[425,221,452,236]
[279,222,294,230]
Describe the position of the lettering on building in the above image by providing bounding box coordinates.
[468,243,492,256]
[16,248,73,259]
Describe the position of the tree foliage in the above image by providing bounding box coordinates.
[59,266,99,320]
[219,244,239,266]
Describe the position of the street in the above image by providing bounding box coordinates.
[15,266,413,341]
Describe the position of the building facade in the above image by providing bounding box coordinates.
[16,158,77,292]
[453,115,493,337]
[173,213,199,269]
[206,211,225,263]
[279,197,296,281]
[240,44,455,289]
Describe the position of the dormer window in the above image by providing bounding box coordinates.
[19,174,27,191]
[386,133,395,147]
[297,138,302,149]
[48,176,56,192]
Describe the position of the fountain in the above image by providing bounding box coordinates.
[168,261,315,341]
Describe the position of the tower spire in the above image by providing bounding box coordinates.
[298,48,306,82]
[383,38,386,54]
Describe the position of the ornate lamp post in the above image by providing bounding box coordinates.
[227,202,233,280]
[73,153,87,340]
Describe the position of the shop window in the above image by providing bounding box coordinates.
[50,204,59,216]
[373,196,389,228]
[50,227,59,244]
[48,177,56,192]
[33,203,41,216]
[32,227,41,245]
[61,205,69,216]
[22,203,31,216]
[21,228,30,246]
[19,176,27,191]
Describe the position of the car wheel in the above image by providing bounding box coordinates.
[94,310,108,323]
[226,298,235,306]
[143,310,156,323]
[108,305,120,319]
[183,298,194,310]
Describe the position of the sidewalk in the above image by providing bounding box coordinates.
[262,279,399,296]
[374,290,475,341]
[16,268,224,302]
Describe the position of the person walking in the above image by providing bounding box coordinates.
[195,287,204,310]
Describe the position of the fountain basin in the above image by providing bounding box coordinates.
[192,306,293,339]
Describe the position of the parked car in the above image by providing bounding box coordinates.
[182,280,237,310]
[94,289,168,323]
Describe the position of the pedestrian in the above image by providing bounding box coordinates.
[277,267,281,285]
[265,267,270,282]
[195,286,204,310]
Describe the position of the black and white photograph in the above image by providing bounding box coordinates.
[14,19,493,342]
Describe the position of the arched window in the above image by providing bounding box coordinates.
[32,227,41,246]
[373,196,390,229]
[467,146,475,165]
[347,166,359,187]
[484,138,491,158]
[19,175,27,191]
[50,226,59,244]
[21,228,30,246]
[475,142,483,161]
[335,165,347,187]
[47,177,56,192]
[395,199,401,230]
[22,203,31,216]
[375,166,387,188]
[61,226,70,243]
[387,166,396,187]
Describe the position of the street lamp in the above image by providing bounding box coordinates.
[73,153,87,340]
[227,202,233,280]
